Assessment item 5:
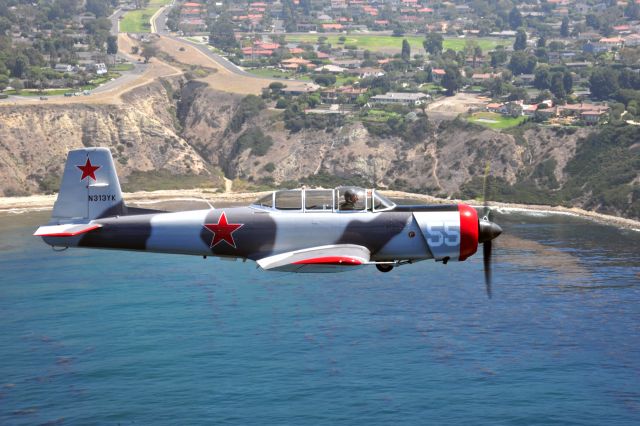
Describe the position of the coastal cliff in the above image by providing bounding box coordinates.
[1,79,638,220]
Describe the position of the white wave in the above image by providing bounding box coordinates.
[494,207,581,218]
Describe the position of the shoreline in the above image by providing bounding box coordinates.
[1,189,638,231]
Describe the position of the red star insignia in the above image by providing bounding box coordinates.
[77,158,101,181]
[203,212,244,248]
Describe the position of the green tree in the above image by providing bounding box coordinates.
[209,15,238,51]
[490,46,507,68]
[313,73,336,86]
[442,65,463,96]
[563,71,573,94]
[508,51,537,75]
[586,13,600,30]
[513,28,527,51]
[625,2,640,19]
[106,35,118,55]
[392,24,405,37]
[423,33,443,56]
[550,72,566,99]
[537,35,547,48]
[0,74,8,92]
[401,39,411,62]
[489,77,505,97]
[589,67,619,100]
[86,0,110,17]
[534,67,551,90]
[508,7,522,30]
[9,55,28,78]
[141,42,158,63]
[560,16,569,37]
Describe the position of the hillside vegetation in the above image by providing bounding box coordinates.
[1,81,638,220]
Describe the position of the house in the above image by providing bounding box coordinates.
[281,83,321,95]
[486,103,503,113]
[598,37,624,50]
[581,110,606,124]
[54,64,75,73]
[95,63,107,75]
[331,59,361,69]
[624,34,640,47]
[281,57,313,69]
[522,104,538,117]
[321,23,344,31]
[347,67,385,78]
[370,92,429,106]
[471,72,501,83]
[514,74,535,86]
[321,86,367,102]
[582,42,608,55]
[545,102,609,124]
[242,47,274,57]
[431,68,445,83]
[316,64,346,73]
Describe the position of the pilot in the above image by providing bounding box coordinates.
[340,189,359,210]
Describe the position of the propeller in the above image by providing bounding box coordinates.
[478,163,501,298]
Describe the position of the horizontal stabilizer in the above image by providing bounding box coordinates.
[257,244,370,273]
[34,223,102,237]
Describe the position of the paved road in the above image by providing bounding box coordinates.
[110,8,124,35]
[151,2,306,82]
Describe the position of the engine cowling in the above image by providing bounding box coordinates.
[412,204,479,262]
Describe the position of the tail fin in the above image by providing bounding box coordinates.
[50,147,125,223]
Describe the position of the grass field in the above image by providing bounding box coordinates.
[120,0,171,33]
[285,34,508,53]
[110,63,135,72]
[467,112,527,129]
[5,85,100,97]
[247,68,312,81]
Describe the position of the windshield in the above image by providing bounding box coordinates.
[254,193,273,208]
[372,190,395,211]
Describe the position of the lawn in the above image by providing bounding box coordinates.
[420,83,444,93]
[247,68,312,81]
[285,34,508,54]
[7,88,71,96]
[467,112,527,129]
[361,109,403,122]
[5,85,98,96]
[89,72,120,85]
[110,63,135,72]
[120,0,171,33]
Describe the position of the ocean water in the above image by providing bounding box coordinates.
[1,210,639,425]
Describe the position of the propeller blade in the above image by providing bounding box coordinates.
[483,240,492,299]
[482,162,491,219]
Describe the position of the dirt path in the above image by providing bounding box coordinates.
[223,177,233,193]
[154,35,311,95]
[426,142,442,191]
[427,93,490,116]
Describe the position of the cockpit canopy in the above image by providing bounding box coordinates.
[252,187,395,212]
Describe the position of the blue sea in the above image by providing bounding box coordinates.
[1,210,639,425]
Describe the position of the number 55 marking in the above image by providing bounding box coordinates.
[426,222,460,247]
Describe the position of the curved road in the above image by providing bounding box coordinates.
[151,2,306,82]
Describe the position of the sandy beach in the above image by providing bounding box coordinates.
[1,188,639,231]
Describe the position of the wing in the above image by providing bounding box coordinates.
[256,244,370,273]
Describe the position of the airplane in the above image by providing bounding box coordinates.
[35,148,502,295]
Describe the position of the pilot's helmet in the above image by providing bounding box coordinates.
[343,188,359,201]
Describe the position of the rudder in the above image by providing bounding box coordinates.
[51,147,125,223]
